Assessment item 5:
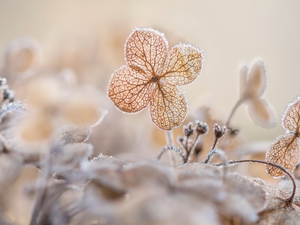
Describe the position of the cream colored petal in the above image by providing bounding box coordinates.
[247,97,276,128]
[108,66,153,113]
[125,28,168,76]
[265,133,299,177]
[150,82,187,130]
[239,65,248,98]
[247,60,267,97]
[161,43,203,86]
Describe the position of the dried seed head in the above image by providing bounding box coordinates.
[213,123,226,138]
[195,121,209,135]
[183,122,194,137]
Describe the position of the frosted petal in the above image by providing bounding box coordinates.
[108,66,153,113]
[282,95,300,133]
[247,60,267,97]
[125,27,168,76]
[247,97,276,128]
[150,82,187,130]
[265,133,299,177]
[161,43,203,86]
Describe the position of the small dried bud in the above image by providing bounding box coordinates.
[183,122,194,137]
[3,88,14,102]
[195,121,209,135]
[213,123,226,138]
[177,136,185,144]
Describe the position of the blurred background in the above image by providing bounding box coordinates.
[0,0,300,149]
[1,1,300,224]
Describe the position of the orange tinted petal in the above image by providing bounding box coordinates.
[150,82,187,130]
[161,43,203,86]
[282,96,300,132]
[265,133,299,177]
[108,66,153,113]
[125,28,168,76]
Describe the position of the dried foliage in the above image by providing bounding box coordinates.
[0,27,299,225]
[266,96,300,177]
[108,28,203,130]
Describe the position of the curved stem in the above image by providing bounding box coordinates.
[225,97,246,127]
[185,134,200,163]
[157,145,185,163]
[203,136,220,164]
[214,159,296,204]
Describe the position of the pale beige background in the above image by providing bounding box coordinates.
[0,0,299,142]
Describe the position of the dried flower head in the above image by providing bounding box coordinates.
[240,60,275,128]
[195,121,209,135]
[213,123,226,138]
[108,27,203,130]
[183,122,194,137]
[265,96,300,177]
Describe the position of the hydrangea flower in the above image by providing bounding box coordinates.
[108,28,203,130]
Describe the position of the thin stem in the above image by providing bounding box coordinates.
[30,148,53,225]
[184,134,200,163]
[203,136,220,164]
[225,97,246,128]
[165,131,176,166]
[157,145,185,163]
[214,159,296,204]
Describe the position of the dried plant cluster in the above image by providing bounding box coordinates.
[0,27,299,225]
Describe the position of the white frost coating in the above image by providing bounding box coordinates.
[124,27,169,65]
[281,95,300,131]
[0,101,27,121]
[247,98,276,129]
[90,109,108,128]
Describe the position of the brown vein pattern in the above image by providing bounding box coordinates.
[108,66,153,113]
[161,43,203,86]
[108,28,203,130]
[150,82,187,130]
[266,133,299,177]
[282,98,300,132]
[125,28,168,76]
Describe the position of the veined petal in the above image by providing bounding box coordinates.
[265,133,299,177]
[247,97,276,128]
[108,66,153,113]
[125,28,168,76]
[150,82,187,130]
[161,43,203,86]
[282,96,300,133]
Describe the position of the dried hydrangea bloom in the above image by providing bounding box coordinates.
[250,178,300,224]
[266,96,300,177]
[108,27,203,130]
[240,61,275,128]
